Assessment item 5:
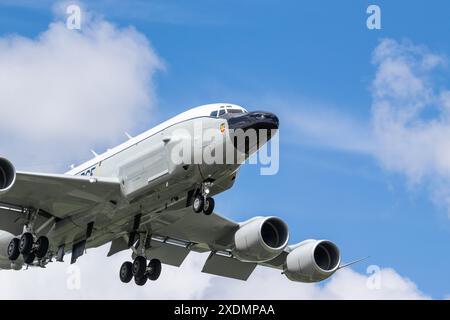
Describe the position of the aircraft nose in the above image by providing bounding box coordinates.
[227,111,279,131]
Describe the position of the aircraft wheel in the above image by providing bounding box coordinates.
[203,197,215,216]
[147,259,162,281]
[132,256,147,278]
[134,275,148,286]
[119,261,133,283]
[35,236,49,259]
[192,195,204,213]
[23,252,35,265]
[19,232,33,254]
[7,238,20,261]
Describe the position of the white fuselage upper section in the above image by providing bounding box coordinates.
[66,103,246,176]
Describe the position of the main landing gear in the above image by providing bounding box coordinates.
[119,256,162,286]
[7,232,50,265]
[192,183,215,215]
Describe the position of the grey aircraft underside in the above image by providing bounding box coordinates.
[0,103,343,286]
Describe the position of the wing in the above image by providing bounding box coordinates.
[149,207,240,250]
[108,206,267,281]
[0,171,121,235]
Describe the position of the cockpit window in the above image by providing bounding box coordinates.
[227,109,243,114]
[210,107,247,118]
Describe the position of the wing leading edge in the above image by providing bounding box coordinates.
[0,172,121,235]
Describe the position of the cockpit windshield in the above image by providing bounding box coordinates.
[227,109,244,114]
[210,106,247,118]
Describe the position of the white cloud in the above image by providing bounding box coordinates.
[370,39,450,214]
[371,39,449,183]
[203,262,429,300]
[0,13,162,172]
[0,245,430,300]
[289,39,450,217]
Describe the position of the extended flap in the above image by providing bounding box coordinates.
[145,240,190,267]
[201,252,256,281]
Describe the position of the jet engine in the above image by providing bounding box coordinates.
[233,216,289,263]
[284,239,341,283]
[0,157,16,195]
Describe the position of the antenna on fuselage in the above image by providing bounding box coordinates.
[90,150,99,157]
[125,132,133,140]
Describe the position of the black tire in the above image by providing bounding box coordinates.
[7,238,20,261]
[203,197,215,215]
[193,195,204,213]
[35,236,49,259]
[132,256,147,278]
[134,275,148,286]
[23,252,35,265]
[147,259,162,281]
[119,261,133,283]
[19,233,33,254]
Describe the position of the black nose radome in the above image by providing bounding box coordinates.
[227,111,279,132]
[227,111,279,156]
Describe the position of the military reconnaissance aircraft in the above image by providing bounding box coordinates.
[0,103,343,286]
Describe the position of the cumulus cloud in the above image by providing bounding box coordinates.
[0,12,162,172]
[369,39,450,214]
[0,245,430,300]
[204,262,429,300]
[289,38,450,216]
[371,39,449,183]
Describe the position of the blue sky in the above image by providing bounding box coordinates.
[1,0,450,299]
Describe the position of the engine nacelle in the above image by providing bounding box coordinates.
[284,239,341,283]
[0,157,16,195]
[233,216,289,263]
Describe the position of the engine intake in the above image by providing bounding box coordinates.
[233,216,289,263]
[284,239,341,283]
[0,157,16,195]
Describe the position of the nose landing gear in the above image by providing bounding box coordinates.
[192,183,215,215]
